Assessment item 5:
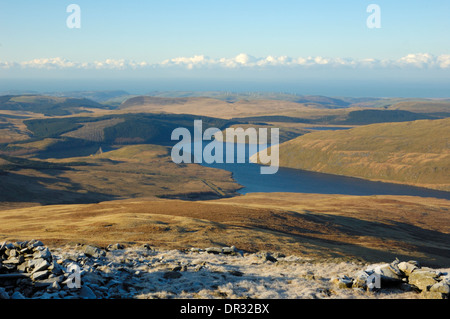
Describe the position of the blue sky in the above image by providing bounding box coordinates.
[0,1,449,96]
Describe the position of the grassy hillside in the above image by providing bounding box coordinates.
[0,95,110,116]
[1,193,449,266]
[388,100,450,114]
[336,110,437,125]
[259,118,450,191]
[119,95,351,119]
[0,144,240,210]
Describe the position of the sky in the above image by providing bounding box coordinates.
[0,0,449,97]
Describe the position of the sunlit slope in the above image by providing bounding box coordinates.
[1,193,449,266]
[271,118,450,191]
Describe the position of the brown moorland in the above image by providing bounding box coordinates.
[0,193,449,267]
[255,118,450,191]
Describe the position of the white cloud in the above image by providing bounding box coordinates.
[20,57,77,69]
[396,53,435,68]
[436,54,450,69]
[2,53,450,71]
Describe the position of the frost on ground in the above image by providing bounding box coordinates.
[2,241,448,299]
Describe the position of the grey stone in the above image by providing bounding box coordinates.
[352,271,370,289]
[399,282,414,292]
[206,247,223,254]
[33,276,64,288]
[30,258,50,273]
[33,247,51,260]
[107,243,124,251]
[171,266,183,272]
[229,270,244,277]
[82,272,105,286]
[11,291,26,299]
[28,240,44,248]
[398,261,418,276]
[421,291,447,299]
[80,285,97,299]
[83,245,106,258]
[37,292,59,299]
[440,275,450,286]
[331,276,353,289]
[222,246,237,254]
[17,262,28,273]
[3,257,22,265]
[48,260,63,275]
[257,252,278,263]
[408,270,439,291]
[429,282,450,294]
[407,260,420,267]
[373,263,403,284]
[32,270,50,281]
[0,287,9,299]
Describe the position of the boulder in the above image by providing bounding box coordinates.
[398,261,418,276]
[83,245,106,258]
[257,252,278,263]
[80,286,97,299]
[107,243,124,251]
[331,276,353,289]
[82,272,105,286]
[32,270,50,281]
[408,270,439,291]
[28,240,44,248]
[371,263,403,285]
[421,291,447,299]
[352,270,370,289]
[3,257,22,265]
[205,247,223,254]
[33,247,52,260]
[222,246,237,254]
[33,276,64,288]
[11,291,26,299]
[429,282,450,294]
[30,258,50,273]
[0,287,9,299]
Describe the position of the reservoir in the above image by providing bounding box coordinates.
[177,142,450,200]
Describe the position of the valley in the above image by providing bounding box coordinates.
[0,91,449,271]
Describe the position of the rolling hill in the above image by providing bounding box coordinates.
[0,95,111,116]
[1,193,449,266]
[254,118,450,191]
[118,95,351,119]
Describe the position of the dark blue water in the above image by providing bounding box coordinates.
[176,142,450,200]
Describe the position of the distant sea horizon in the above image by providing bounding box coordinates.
[1,78,450,99]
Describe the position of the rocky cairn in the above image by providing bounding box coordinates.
[1,240,449,299]
[0,240,113,299]
[331,258,450,299]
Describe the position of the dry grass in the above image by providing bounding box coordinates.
[1,193,449,267]
[389,101,450,113]
[0,145,240,210]
[62,118,125,141]
[264,118,450,191]
[119,96,350,119]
